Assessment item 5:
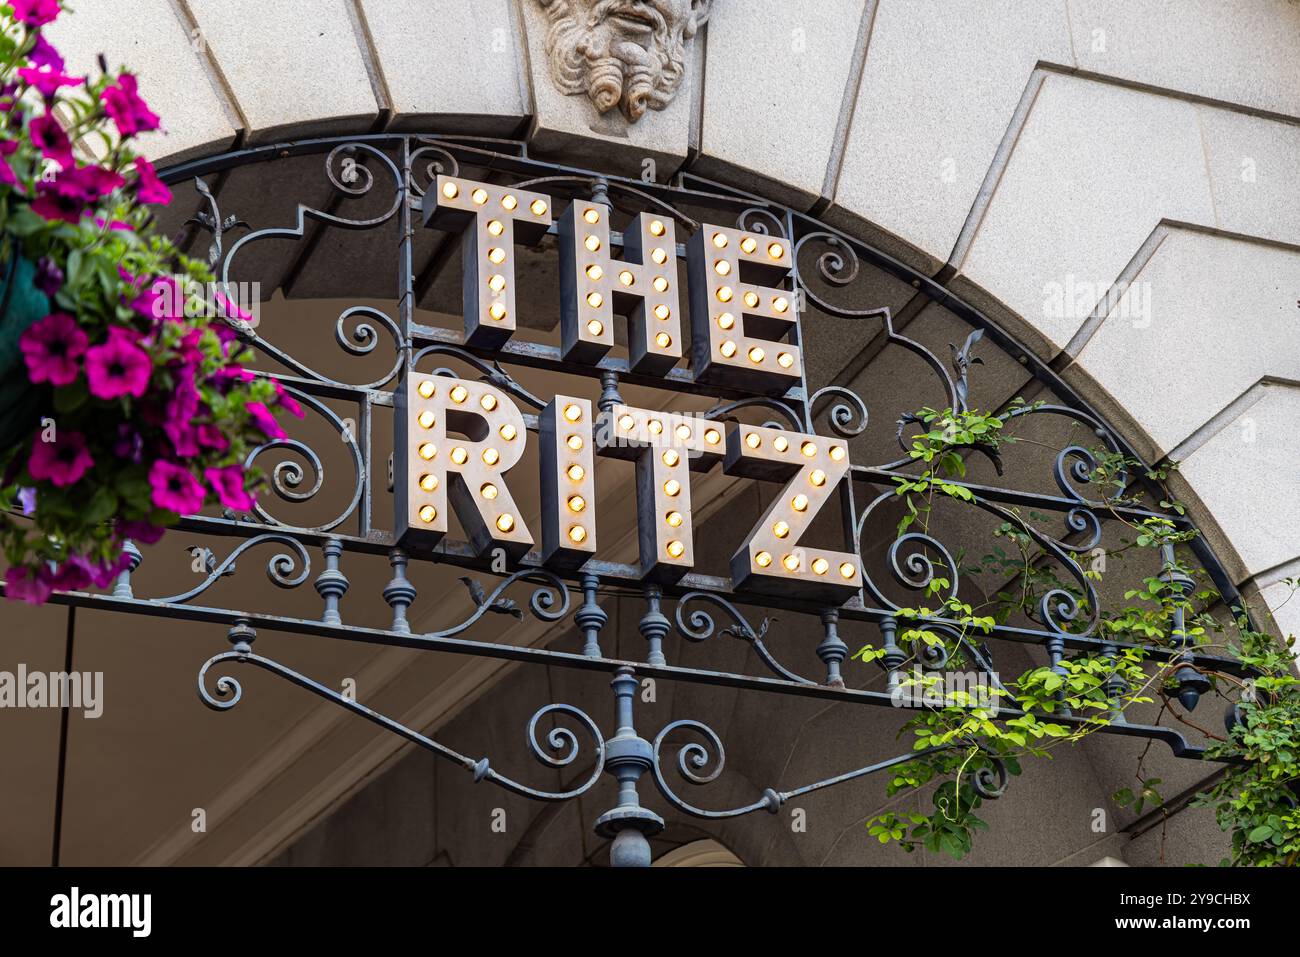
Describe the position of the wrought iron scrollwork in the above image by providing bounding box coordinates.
[198,650,604,802]
[673,591,812,685]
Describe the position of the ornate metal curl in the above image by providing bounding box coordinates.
[673,591,813,685]
[198,650,604,802]
[242,384,365,533]
[735,206,785,238]
[649,720,1010,820]
[421,568,571,641]
[807,385,868,438]
[155,534,310,604]
[701,395,806,433]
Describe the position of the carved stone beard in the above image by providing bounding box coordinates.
[542,0,693,122]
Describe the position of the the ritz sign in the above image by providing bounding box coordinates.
[395,175,860,602]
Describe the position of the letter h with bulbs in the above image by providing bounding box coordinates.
[395,175,860,605]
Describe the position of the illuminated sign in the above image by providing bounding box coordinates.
[399,175,859,603]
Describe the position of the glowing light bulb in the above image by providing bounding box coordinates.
[653,276,669,292]
[419,505,437,523]
[717,313,735,330]
[418,443,437,460]
[496,513,515,532]
[650,220,666,236]
[773,437,788,453]
[830,446,845,461]
[666,511,683,527]
[839,562,856,579]
[488,303,507,320]
[418,380,436,398]
[482,448,500,466]
[566,434,583,451]
[567,494,586,513]
[704,429,721,445]
[767,242,784,259]
[583,208,600,224]
[500,424,517,441]
[777,352,794,369]
[712,232,728,249]
[720,340,737,358]
[618,414,635,431]
[619,270,635,286]
[654,304,671,321]
[666,540,685,558]
[567,464,585,482]
[655,331,672,348]
[568,525,587,543]
[675,424,692,441]
[480,394,498,412]
[745,432,761,449]
[651,248,668,265]
[419,473,438,492]
[783,554,800,571]
[743,291,759,308]
[748,346,765,363]
[801,441,817,457]
[648,419,663,435]
[586,319,604,336]
[773,521,790,539]
[716,286,734,303]
[714,260,731,276]
[471,188,488,205]
[586,264,603,281]
[812,558,829,575]
[450,447,468,465]
[663,479,681,497]
[662,450,680,467]
[488,274,506,292]
[740,236,757,254]
[501,194,518,211]
[530,199,548,216]
[810,469,827,487]
[792,494,809,512]
[755,551,772,567]
[441,181,459,199]
[450,385,468,403]
[488,247,507,264]
[586,292,603,308]
[487,220,504,236]
[481,483,498,500]
[563,404,582,423]
[585,235,601,252]
[418,410,436,429]
[773,296,790,313]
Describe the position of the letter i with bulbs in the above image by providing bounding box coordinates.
[397,175,862,603]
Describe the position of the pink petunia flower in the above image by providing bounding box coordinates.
[20,312,87,386]
[6,565,53,604]
[28,112,72,164]
[130,275,183,322]
[132,157,171,205]
[30,163,125,223]
[89,552,133,588]
[28,430,93,487]
[271,379,305,418]
[197,423,229,452]
[11,0,61,27]
[85,327,152,400]
[101,73,159,138]
[117,519,164,544]
[245,401,286,440]
[48,555,94,593]
[17,65,81,100]
[148,459,205,514]
[205,464,254,511]
[27,34,64,71]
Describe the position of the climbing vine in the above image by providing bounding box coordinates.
[853,404,1299,865]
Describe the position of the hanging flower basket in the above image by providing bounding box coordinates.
[0,0,299,603]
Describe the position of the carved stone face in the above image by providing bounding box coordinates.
[537,0,712,122]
